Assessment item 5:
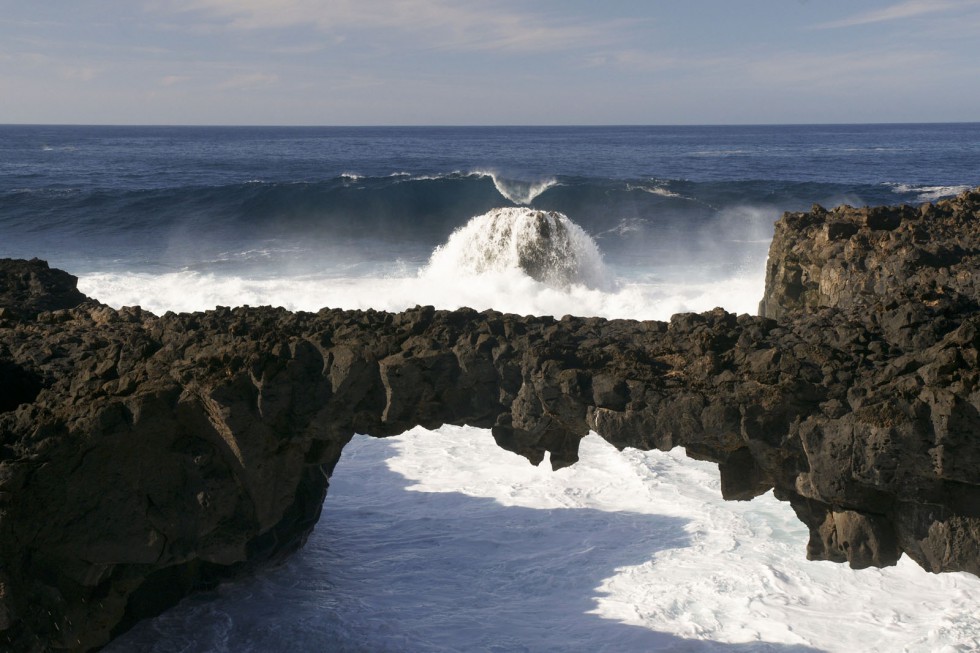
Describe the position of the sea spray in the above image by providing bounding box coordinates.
[77,202,767,319]
[422,207,610,290]
[471,171,558,205]
[888,183,972,202]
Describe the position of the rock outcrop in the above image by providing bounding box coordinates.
[0,258,88,323]
[1,189,980,651]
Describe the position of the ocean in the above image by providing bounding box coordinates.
[2,123,980,651]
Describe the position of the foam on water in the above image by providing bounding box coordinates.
[78,266,765,320]
[108,428,980,652]
[394,430,980,652]
[626,182,684,198]
[889,183,971,202]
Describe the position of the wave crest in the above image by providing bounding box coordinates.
[889,183,971,202]
[470,171,557,205]
[423,207,609,289]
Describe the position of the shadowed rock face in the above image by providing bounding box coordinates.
[0,258,88,322]
[1,189,980,651]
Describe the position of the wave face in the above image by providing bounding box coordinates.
[3,123,977,312]
[4,120,978,281]
[424,207,609,289]
[0,171,932,280]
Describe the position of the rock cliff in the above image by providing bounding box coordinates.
[2,189,980,651]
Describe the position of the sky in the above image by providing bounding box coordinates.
[1,0,979,125]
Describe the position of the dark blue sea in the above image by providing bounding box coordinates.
[4,124,980,652]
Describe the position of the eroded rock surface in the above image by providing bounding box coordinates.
[1,188,980,651]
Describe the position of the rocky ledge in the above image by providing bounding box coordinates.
[2,189,980,651]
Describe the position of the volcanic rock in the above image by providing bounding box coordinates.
[1,188,980,651]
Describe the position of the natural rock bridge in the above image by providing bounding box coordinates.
[1,189,979,651]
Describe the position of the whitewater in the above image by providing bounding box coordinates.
[98,206,980,653]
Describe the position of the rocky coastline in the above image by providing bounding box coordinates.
[2,188,979,651]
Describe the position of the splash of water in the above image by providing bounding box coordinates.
[422,207,610,290]
[471,171,558,205]
[889,183,971,203]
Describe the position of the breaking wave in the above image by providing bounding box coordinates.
[471,171,559,205]
[888,183,971,202]
[423,207,610,290]
[625,183,684,199]
[5,172,947,258]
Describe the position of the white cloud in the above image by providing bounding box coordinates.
[166,0,620,53]
[217,71,278,90]
[814,0,977,29]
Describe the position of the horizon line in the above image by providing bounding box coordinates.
[2,120,979,129]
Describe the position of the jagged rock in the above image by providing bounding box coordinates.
[1,189,980,651]
[759,190,980,322]
[0,258,89,322]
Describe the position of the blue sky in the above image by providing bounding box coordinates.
[1,0,979,125]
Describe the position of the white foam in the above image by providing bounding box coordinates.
[691,149,751,156]
[889,183,970,202]
[594,218,645,238]
[393,171,460,182]
[423,207,610,290]
[79,263,765,320]
[387,429,980,652]
[626,183,683,198]
[471,170,558,205]
[107,428,980,652]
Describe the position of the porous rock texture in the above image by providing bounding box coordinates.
[2,188,980,651]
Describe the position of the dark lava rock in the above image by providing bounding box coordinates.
[0,258,89,322]
[759,190,980,323]
[1,188,980,651]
